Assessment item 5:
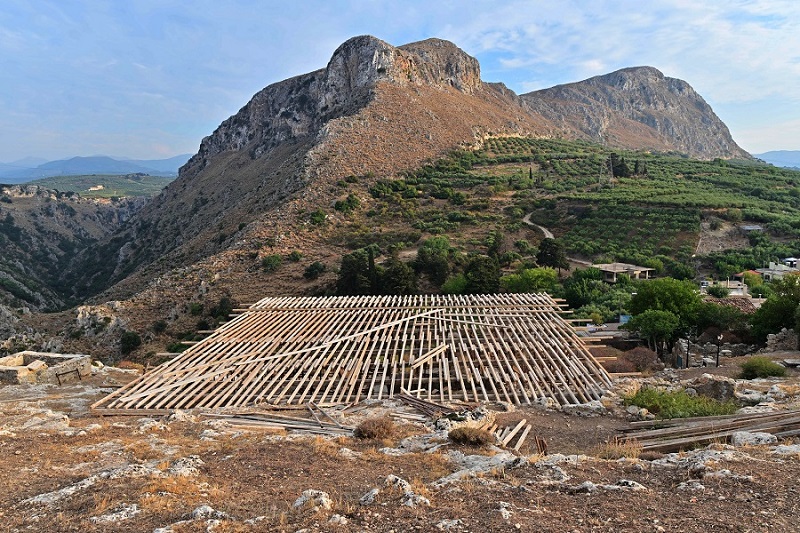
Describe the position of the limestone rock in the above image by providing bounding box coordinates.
[561,400,607,417]
[731,431,778,447]
[685,374,736,401]
[522,66,749,160]
[293,489,333,512]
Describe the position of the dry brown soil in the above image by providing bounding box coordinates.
[1,361,800,532]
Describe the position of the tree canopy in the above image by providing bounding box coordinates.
[536,238,569,273]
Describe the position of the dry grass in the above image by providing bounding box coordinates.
[593,437,643,460]
[125,440,165,461]
[138,476,209,513]
[91,493,115,515]
[448,426,496,446]
[116,360,145,372]
[354,416,396,440]
[311,435,341,457]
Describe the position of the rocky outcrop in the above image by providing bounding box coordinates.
[521,66,750,160]
[181,36,484,179]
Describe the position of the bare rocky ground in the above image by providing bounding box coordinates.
[2,356,800,532]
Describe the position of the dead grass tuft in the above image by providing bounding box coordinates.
[91,493,114,515]
[354,417,395,440]
[311,435,340,457]
[639,450,664,461]
[448,426,496,447]
[593,437,643,460]
[116,360,145,372]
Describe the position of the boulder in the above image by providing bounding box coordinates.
[685,374,736,401]
[731,431,777,447]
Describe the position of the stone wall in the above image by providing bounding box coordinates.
[765,328,799,352]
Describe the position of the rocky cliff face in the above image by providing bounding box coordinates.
[73,36,544,298]
[521,66,749,160]
[181,36,484,180]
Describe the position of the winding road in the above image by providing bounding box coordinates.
[522,212,553,238]
[522,213,593,266]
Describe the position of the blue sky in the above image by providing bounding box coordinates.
[1,0,798,162]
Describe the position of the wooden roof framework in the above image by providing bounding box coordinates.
[93,293,612,413]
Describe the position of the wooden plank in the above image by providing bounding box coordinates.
[501,419,527,447]
[513,424,533,451]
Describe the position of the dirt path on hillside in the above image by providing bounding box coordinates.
[523,214,593,266]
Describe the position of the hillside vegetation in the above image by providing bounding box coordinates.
[325,137,799,279]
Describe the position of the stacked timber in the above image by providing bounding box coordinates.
[620,408,800,452]
[204,403,352,436]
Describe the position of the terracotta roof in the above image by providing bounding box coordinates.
[702,296,757,314]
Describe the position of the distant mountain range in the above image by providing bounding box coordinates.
[754,151,800,169]
[0,154,191,183]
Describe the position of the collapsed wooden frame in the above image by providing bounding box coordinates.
[93,293,612,413]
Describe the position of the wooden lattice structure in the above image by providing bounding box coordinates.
[93,294,612,414]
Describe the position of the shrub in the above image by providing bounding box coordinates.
[334,193,360,214]
[594,438,642,459]
[120,331,142,355]
[624,387,737,419]
[624,346,663,373]
[287,250,303,262]
[309,209,327,225]
[738,356,787,379]
[448,426,496,447]
[354,417,395,440]
[441,273,468,294]
[303,261,326,280]
[262,254,283,272]
[151,320,168,334]
[188,302,203,316]
[165,342,189,353]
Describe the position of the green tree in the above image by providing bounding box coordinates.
[696,301,749,340]
[536,238,569,274]
[626,309,680,357]
[120,330,142,355]
[441,273,468,294]
[609,153,631,177]
[485,229,504,258]
[303,261,326,280]
[416,236,452,285]
[706,285,730,298]
[563,267,606,308]
[750,273,800,341]
[629,278,702,333]
[500,267,559,293]
[463,255,500,294]
[379,259,417,295]
[336,249,372,295]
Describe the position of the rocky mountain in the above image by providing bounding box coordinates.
[0,33,759,354]
[520,66,750,160]
[67,36,749,301]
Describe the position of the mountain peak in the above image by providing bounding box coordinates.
[522,65,748,159]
